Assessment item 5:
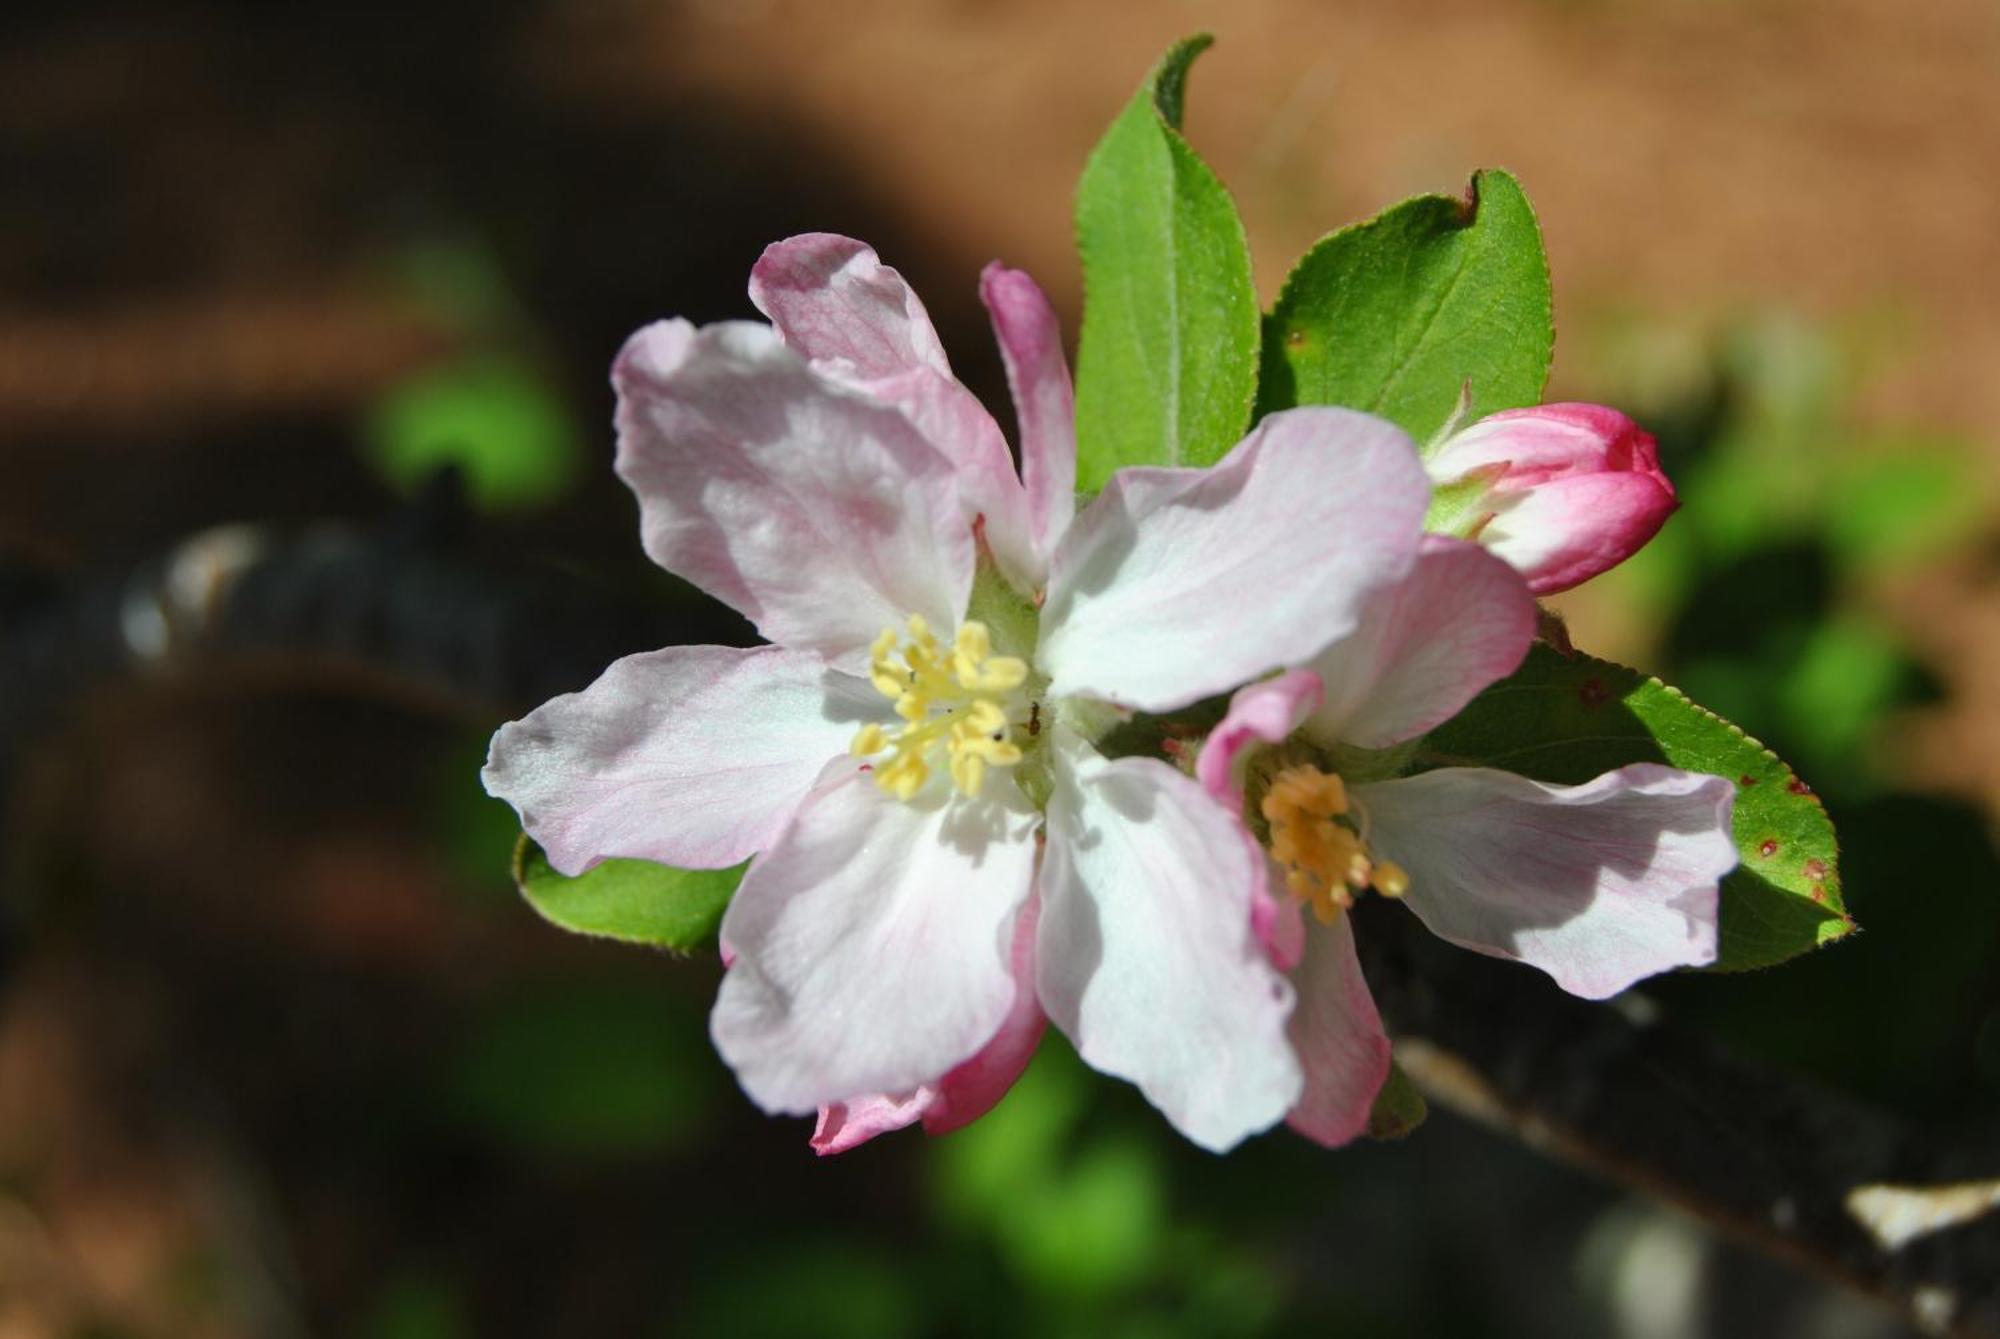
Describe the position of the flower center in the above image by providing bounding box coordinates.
[1259,764,1409,924]
[851,615,1029,801]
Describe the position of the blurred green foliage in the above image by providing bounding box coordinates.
[439,980,720,1160]
[1592,316,1983,791]
[363,355,579,513]
[361,240,581,512]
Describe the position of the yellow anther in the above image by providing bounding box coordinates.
[1259,764,1410,916]
[1373,860,1410,898]
[850,617,1030,801]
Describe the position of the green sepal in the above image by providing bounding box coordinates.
[1259,169,1552,444]
[1073,35,1260,490]
[1420,644,1851,971]
[513,833,743,954]
[1366,1059,1429,1140]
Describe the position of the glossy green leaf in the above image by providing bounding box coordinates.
[1260,169,1552,444]
[1073,35,1260,490]
[1420,644,1850,972]
[512,834,742,952]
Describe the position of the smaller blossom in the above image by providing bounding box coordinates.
[484,234,1439,1157]
[1424,403,1676,594]
[1197,537,1739,1148]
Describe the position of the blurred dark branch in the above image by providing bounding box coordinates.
[0,470,714,807]
[6,488,2000,1336]
[1353,899,2000,1339]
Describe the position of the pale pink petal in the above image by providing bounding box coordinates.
[981,263,1076,570]
[1429,403,1675,595]
[1356,764,1737,1000]
[1195,669,1324,805]
[1480,472,1679,596]
[482,645,875,875]
[1195,669,1324,974]
[749,235,1035,590]
[1038,407,1430,713]
[613,319,973,670]
[1302,536,1535,750]
[1037,735,1302,1152]
[808,895,1047,1153]
[1286,913,1393,1149]
[812,1092,932,1155]
[711,768,1039,1113]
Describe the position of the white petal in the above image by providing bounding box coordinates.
[1358,764,1737,999]
[613,319,973,669]
[1037,735,1302,1151]
[1038,407,1429,712]
[711,769,1039,1113]
[1303,536,1535,749]
[482,645,875,874]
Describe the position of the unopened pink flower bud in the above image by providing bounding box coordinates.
[1425,403,1676,595]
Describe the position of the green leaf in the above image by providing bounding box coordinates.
[1420,644,1850,971]
[1259,169,1552,444]
[1073,35,1260,490]
[512,833,742,952]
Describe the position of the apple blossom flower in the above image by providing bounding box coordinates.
[1424,403,1677,594]
[1195,536,1739,1147]
[482,234,1441,1154]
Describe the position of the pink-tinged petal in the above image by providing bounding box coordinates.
[923,893,1047,1136]
[812,1092,932,1155]
[1302,536,1535,750]
[1195,669,1323,975]
[1480,472,1678,596]
[1039,407,1430,713]
[482,645,875,875]
[1195,669,1324,805]
[1259,875,1308,974]
[1286,913,1392,1149]
[1428,403,1676,595]
[1356,764,1737,1000]
[711,768,1039,1113]
[613,319,973,670]
[749,235,1035,590]
[1428,404,1657,483]
[981,263,1076,570]
[749,233,956,381]
[808,894,1047,1154]
[1037,736,1302,1152]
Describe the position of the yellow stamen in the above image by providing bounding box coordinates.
[1259,764,1412,918]
[850,615,1029,801]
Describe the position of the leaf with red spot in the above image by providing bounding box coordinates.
[1420,643,1851,972]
